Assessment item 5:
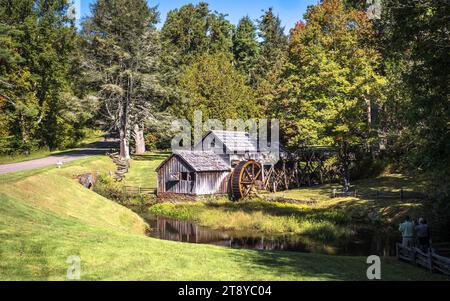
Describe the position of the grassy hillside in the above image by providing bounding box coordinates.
[0,157,448,281]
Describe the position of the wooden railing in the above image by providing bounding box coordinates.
[396,243,450,276]
[332,189,427,200]
[123,186,156,195]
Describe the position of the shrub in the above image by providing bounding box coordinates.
[144,133,157,151]
[93,174,128,203]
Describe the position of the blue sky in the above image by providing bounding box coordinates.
[78,0,319,32]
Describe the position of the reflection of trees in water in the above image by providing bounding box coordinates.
[154,217,304,251]
[150,216,397,256]
[156,218,227,243]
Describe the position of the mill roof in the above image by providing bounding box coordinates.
[156,151,230,172]
[200,130,259,153]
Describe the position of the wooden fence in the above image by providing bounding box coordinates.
[123,186,156,195]
[396,243,450,276]
[332,189,427,200]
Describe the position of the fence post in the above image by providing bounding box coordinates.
[332,189,336,198]
[139,185,141,194]
[428,248,434,272]
[400,188,404,201]
[396,243,399,259]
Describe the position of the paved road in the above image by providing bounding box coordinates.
[0,141,118,175]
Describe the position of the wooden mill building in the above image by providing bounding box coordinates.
[156,130,281,198]
[156,150,230,196]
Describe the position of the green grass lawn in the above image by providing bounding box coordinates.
[269,173,433,226]
[123,152,169,188]
[0,129,105,165]
[0,156,448,280]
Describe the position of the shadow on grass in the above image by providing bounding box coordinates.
[224,247,365,280]
[224,246,449,280]
[131,153,170,162]
[203,200,352,224]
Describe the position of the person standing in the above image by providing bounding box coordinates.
[399,216,414,248]
[415,218,430,252]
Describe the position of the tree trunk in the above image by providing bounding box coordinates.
[134,124,146,155]
[365,96,372,153]
[119,128,130,160]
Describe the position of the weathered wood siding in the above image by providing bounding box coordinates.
[157,155,229,195]
[195,171,229,195]
[157,156,195,195]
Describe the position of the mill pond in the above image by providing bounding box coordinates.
[144,214,398,257]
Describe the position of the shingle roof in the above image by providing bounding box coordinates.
[205,130,258,153]
[178,151,231,171]
[155,151,231,172]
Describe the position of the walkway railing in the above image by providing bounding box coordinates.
[332,189,427,200]
[396,243,450,276]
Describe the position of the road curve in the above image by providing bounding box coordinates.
[0,141,118,175]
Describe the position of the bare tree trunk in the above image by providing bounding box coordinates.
[134,124,146,155]
[119,126,130,160]
[365,96,372,153]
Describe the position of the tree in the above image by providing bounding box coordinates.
[82,0,163,159]
[0,0,82,152]
[277,0,385,178]
[382,0,450,190]
[161,2,234,67]
[232,16,259,84]
[257,7,287,78]
[255,8,288,114]
[176,52,259,123]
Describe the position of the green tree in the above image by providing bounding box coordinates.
[161,2,234,67]
[0,0,81,152]
[257,7,287,78]
[82,0,163,159]
[255,8,288,114]
[382,0,450,190]
[277,0,385,178]
[177,52,258,123]
[232,16,259,84]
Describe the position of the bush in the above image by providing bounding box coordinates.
[93,174,129,203]
[144,133,157,151]
[350,156,386,180]
[93,174,156,207]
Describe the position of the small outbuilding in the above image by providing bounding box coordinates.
[156,151,231,196]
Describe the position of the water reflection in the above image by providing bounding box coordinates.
[145,215,397,256]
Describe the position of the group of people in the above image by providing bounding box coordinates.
[399,216,431,252]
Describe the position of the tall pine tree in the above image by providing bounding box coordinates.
[82,0,163,159]
[232,16,259,85]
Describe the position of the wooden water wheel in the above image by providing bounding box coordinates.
[231,160,262,200]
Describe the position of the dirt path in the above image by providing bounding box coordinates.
[0,141,118,175]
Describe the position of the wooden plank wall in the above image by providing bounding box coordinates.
[157,156,230,195]
[195,171,229,195]
[157,156,195,195]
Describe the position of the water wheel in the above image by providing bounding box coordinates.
[231,160,262,200]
